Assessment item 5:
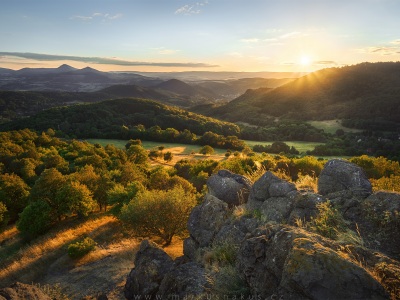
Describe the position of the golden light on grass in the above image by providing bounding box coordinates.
[0,215,117,285]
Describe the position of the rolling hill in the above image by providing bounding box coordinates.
[0,98,240,138]
[203,62,400,129]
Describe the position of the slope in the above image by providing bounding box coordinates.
[209,62,400,127]
[0,97,240,138]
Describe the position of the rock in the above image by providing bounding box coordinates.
[358,191,400,258]
[318,159,372,197]
[158,262,208,297]
[282,238,388,300]
[183,237,198,260]
[237,225,388,299]
[247,171,297,212]
[124,240,174,299]
[288,192,326,224]
[187,194,230,248]
[207,169,252,206]
[0,282,51,300]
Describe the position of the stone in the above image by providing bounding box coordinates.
[158,262,208,297]
[206,169,252,206]
[288,192,326,224]
[124,240,174,299]
[247,171,297,212]
[318,159,372,197]
[187,194,230,248]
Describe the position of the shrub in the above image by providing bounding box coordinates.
[309,201,347,239]
[17,200,53,239]
[67,237,97,259]
[119,186,196,246]
[209,265,250,297]
[199,145,214,155]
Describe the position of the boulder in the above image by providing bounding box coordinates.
[282,237,387,300]
[206,169,252,206]
[358,191,400,258]
[247,171,297,212]
[318,159,372,197]
[0,282,51,300]
[158,262,208,297]
[237,225,388,299]
[124,240,174,299]
[186,194,230,248]
[288,192,326,224]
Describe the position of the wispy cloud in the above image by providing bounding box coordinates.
[240,38,260,43]
[70,12,123,22]
[315,61,337,65]
[0,52,219,68]
[175,1,209,15]
[359,46,400,56]
[390,39,400,45]
[279,31,302,39]
[152,47,180,55]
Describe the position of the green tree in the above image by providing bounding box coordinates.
[56,181,96,217]
[0,173,30,223]
[17,200,53,239]
[119,186,196,246]
[0,202,7,226]
[163,151,173,162]
[199,145,214,155]
[127,144,148,165]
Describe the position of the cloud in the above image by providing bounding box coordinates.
[279,32,302,39]
[227,52,243,58]
[361,46,400,56]
[390,39,400,45]
[71,12,122,21]
[240,38,260,43]
[0,52,219,68]
[152,47,180,55]
[175,1,208,15]
[314,61,337,65]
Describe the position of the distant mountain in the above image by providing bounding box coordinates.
[0,98,240,138]
[0,65,159,92]
[202,62,400,128]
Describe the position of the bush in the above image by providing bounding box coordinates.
[119,186,196,246]
[199,145,214,155]
[309,201,347,239]
[17,200,53,239]
[67,237,97,259]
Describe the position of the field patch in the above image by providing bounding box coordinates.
[244,140,324,153]
[308,120,363,134]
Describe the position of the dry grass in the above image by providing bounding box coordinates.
[295,173,318,193]
[0,214,119,286]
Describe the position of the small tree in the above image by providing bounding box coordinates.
[119,186,196,246]
[199,145,214,156]
[164,151,173,162]
[17,200,53,239]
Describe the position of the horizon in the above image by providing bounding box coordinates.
[1,0,400,73]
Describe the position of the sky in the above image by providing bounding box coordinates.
[1,0,400,72]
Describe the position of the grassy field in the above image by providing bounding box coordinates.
[244,140,324,153]
[86,139,228,155]
[308,120,363,134]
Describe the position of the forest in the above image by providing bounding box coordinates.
[1,128,399,241]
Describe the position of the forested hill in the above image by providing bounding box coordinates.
[0,98,240,138]
[205,62,400,126]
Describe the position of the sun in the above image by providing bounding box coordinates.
[300,56,312,66]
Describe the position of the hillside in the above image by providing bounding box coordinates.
[0,97,240,138]
[206,62,400,129]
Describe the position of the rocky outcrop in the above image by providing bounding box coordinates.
[318,159,372,197]
[124,159,400,299]
[207,169,252,206]
[124,240,174,299]
[124,241,207,299]
[0,282,51,300]
[247,171,298,222]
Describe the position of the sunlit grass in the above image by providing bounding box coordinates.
[0,215,118,285]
